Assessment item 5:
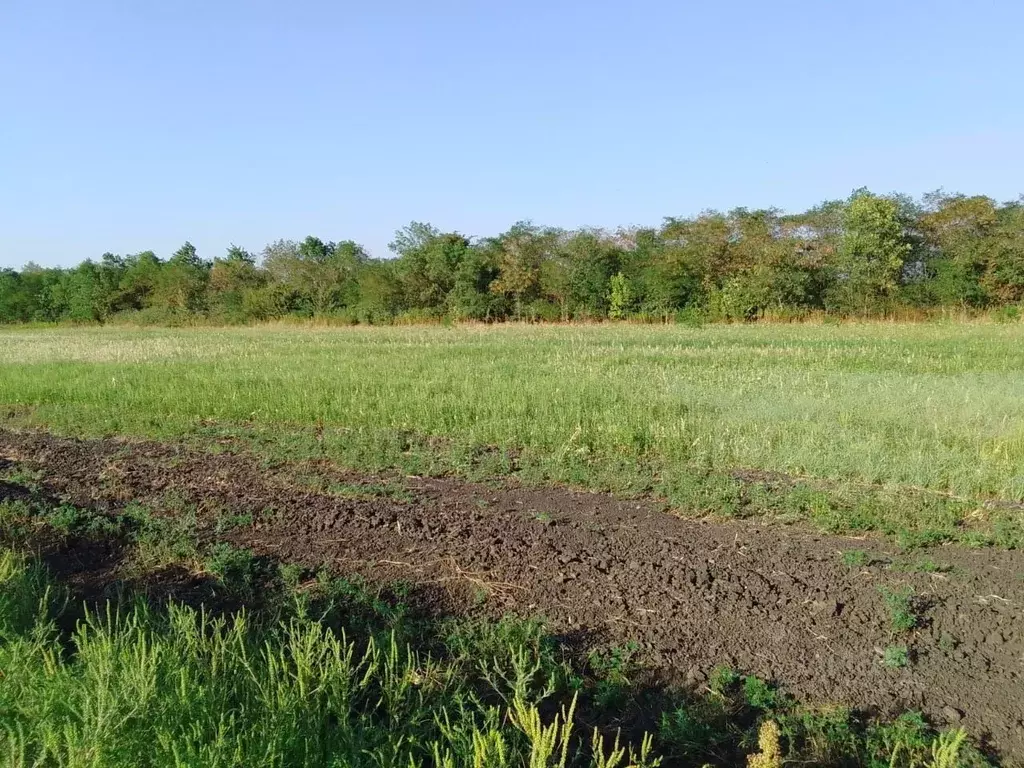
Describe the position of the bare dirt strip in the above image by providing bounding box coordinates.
[1,429,1022,760]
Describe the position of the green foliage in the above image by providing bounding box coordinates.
[659,699,732,756]
[38,502,124,539]
[828,192,913,313]
[0,550,59,640]
[774,707,859,765]
[487,222,560,319]
[0,501,34,546]
[0,548,646,768]
[882,645,910,668]
[122,502,199,568]
[0,545,991,768]
[4,188,1024,324]
[214,510,255,533]
[207,245,267,322]
[47,504,87,532]
[866,711,933,760]
[709,665,741,695]
[742,675,780,710]
[586,642,640,710]
[262,237,367,317]
[391,222,473,312]
[607,272,634,319]
[892,556,951,575]
[658,667,981,767]
[203,542,259,594]
[879,586,918,634]
[993,304,1021,323]
[841,549,873,568]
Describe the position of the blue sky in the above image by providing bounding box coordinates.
[2,0,1022,268]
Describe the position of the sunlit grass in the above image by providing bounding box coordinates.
[1,322,1023,500]
[0,542,980,768]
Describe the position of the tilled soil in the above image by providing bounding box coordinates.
[2,429,1023,760]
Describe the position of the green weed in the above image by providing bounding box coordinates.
[214,510,255,533]
[587,642,640,711]
[708,665,741,695]
[44,503,123,538]
[203,542,259,594]
[879,586,919,634]
[0,545,988,768]
[121,502,198,569]
[47,504,86,532]
[325,481,413,502]
[0,500,34,545]
[938,632,958,653]
[1,466,43,491]
[892,556,952,574]
[882,645,910,668]
[840,549,873,568]
[775,707,859,765]
[742,675,780,710]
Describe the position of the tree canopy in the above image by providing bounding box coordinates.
[3,189,1023,325]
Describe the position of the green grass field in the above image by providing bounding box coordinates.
[3,322,1023,498]
[1,322,1013,766]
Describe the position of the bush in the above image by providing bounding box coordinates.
[992,304,1022,323]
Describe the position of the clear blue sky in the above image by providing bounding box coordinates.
[2,0,1022,268]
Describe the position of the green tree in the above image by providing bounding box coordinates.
[706,209,823,319]
[18,263,65,321]
[156,242,210,314]
[208,245,267,321]
[607,272,634,319]
[661,211,731,294]
[986,199,1024,303]
[640,229,707,316]
[784,199,846,302]
[488,222,557,320]
[115,251,163,312]
[263,237,366,316]
[349,260,399,322]
[917,192,996,307]
[50,260,105,322]
[562,229,622,318]
[0,269,39,322]
[538,248,571,320]
[390,222,471,311]
[828,192,912,313]
[448,245,501,320]
[3,186,1024,326]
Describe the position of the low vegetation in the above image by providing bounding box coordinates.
[879,586,920,635]
[0,522,985,767]
[0,318,1020,764]
[883,645,911,669]
[2,323,1022,546]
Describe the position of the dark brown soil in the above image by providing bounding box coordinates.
[2,429,1023,760]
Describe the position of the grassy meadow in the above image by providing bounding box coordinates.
[0,321,1014,766]
[2,322,1023,541]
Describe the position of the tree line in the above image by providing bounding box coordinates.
[2,188,1023,325]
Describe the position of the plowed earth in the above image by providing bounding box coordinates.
[1,429,1022,759]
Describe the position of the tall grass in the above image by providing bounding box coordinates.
[2,323,1022,501]
[0,549,644,768]
[0,550,982,767]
